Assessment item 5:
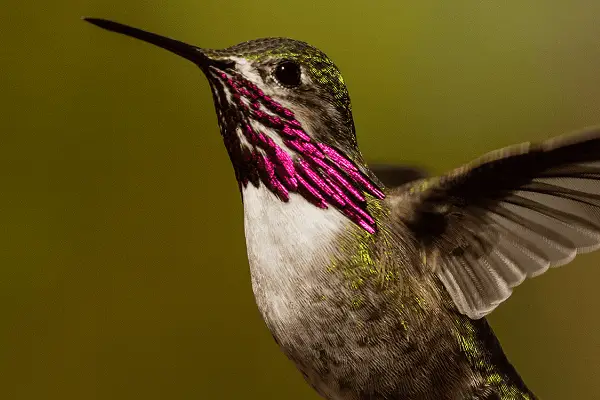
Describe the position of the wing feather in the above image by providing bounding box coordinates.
[397,128,600,318]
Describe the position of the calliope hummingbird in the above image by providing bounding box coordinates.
[85,18,600,399]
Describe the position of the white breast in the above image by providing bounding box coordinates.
[242,184,348,325]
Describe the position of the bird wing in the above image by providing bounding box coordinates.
[395,128,600,319]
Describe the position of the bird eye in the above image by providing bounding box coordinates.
[273,60,302,88]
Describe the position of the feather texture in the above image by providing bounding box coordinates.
[397,129,600,318]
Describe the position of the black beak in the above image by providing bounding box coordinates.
[83,18,232,70]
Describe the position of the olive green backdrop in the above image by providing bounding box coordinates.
[3,1,600,399]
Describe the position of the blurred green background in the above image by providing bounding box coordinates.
[3,1,600,399]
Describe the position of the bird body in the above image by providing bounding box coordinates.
[245,184,533,399]
[85,18,600,399]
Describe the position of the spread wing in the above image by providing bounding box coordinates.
[397,128,600,319]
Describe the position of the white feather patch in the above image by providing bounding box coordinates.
[243,184,348,324]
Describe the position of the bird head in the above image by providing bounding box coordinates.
[85,18,385,233]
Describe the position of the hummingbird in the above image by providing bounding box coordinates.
[85,18,600,399]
